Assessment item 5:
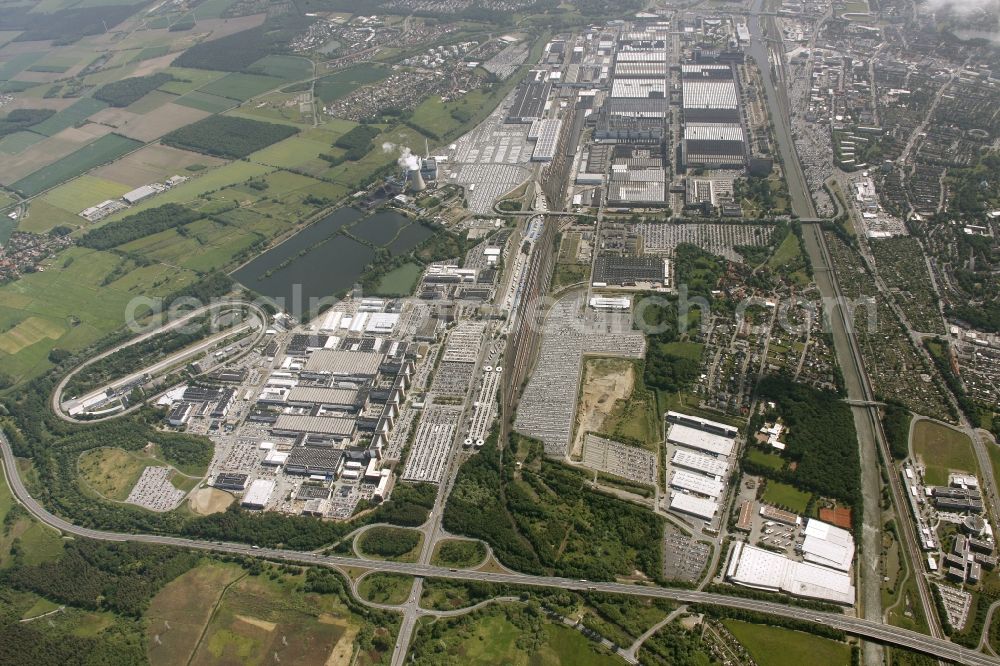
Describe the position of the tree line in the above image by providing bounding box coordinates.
[78,203,202,250]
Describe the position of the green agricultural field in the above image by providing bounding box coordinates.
[119,218,260,274]
[409,85,515,141]
[431,539,487,569]
[130,45,171,63]
[17,199,82,233]
[125,89,177,115]
[761,480,811,513]
[198,72,284,101]
[159,67,228,95]
[912,419,978,486]
[249,131,353,169]
[0,246,199,383]
[42,174,131,213]
[246,54,313,82]
[173,90,236,113]
[0,52,45,80]
[357,573,413,605]
[28,97,107,137]
[723,620,851,666]
[12,133,142,197]
[314,64,388,104]
[657,341,703,361]
[102,161,274,220]
[0,131,44,155]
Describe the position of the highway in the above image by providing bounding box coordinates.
[0,431,995,665]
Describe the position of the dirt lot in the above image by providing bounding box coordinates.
[88,106,140,129]
[571,358,634,458]
[188,487,235,515]
[94,143,226,187]
[118,103,211,142]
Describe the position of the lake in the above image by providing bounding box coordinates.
[232,207,371,317]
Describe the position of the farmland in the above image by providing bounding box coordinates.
[12,133,142,196]
[0,246,200,382]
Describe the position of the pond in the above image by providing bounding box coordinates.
[232,207,371,317]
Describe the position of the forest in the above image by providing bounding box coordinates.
[94,73,173,107]
[0,108,54,138]
[77,203,202,250]
[171,26,273,72]
[358,527,421,558]
[443,433,665,581]
[2,541,199,617]
[881,401,913,460]
[747,376,862,532]
[162,115,298,159]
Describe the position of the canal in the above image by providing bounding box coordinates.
[747,0,817,218]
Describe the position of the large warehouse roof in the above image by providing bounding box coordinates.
[612,78,667,98]
[303,349,382,376]
[669,493,719,520]
[682,79,739,110]
[614,62,668,77]
[726,542,855,605]
[669,469,725,499]
[615,49,667,63]
[285,387,360,407]
[667,411,738,437]
[681,64,733,77]
[242,479,275,508]
[684,123,745,142]
[607,181,666,204]
[273,414,356,436]
[667,422,735,457]
[801,519,855,571]
[531,119,563,162]
[671,449,729,477]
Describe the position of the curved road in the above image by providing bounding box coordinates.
[52,300,267,423]
[0,434,995,665]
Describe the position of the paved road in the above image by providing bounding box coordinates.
[1,433,995,665]
[54,300,267,422]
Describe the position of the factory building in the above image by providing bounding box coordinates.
[591,255,669,287]
[801,519,855,572]
[726,542,855,605]
[530,119,563,162]
[506,75,551,123]
[242,479,276,509]
[681,123,747,169]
